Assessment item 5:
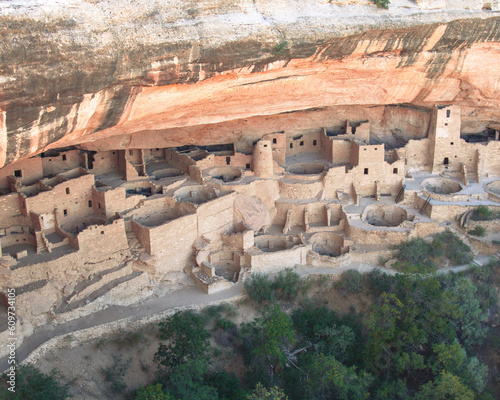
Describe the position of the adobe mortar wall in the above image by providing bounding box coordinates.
[248,245,310,273]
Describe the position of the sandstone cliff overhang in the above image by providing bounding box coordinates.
[0,0,499,167]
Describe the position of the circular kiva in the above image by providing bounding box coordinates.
[422,177,462,194]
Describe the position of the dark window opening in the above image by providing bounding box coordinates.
[101,231,104,235]
[88,200,92,207]
[129,150,133,156]
[98,202,101,209]
[150,149,153,154]
[156,148,160,151]
[364,168,369,175]
[446,110,451,118]
[14,170,22,177]
[62,154,67,161]
[226,157,231,165]
[450,142,454,145]
[375,147,378,150]
[112,151,116,155]
[444,157,449,165]
[393,168,398,174]
[445,123,448,126]
[300,141,304,146]
[63,209,68,216]
[313,140,317,146]
[272,138,277,144]
[290,143,293,149]
[364,148,367,151]
[65,188,70,195]
[263,144,268,148]
[246,163,251,169]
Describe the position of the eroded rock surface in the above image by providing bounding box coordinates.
[0,0,499,167]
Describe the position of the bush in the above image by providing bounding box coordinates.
[245,273,275,304]
[102,354,130,394]
[337,269,363,293]
[0,364,70,400]
[366,268,392,296]
[374,0,390,8]
[433,231,473,265]
[469,225,486,237]
[155,310,211,371]
[273,268,301,301]
[398,238,434,268]
[472,205,495,221]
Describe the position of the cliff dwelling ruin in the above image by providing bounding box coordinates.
[0,104,499,350]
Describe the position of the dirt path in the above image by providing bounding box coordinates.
[0,255,493,372]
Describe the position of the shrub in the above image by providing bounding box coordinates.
[102,354,130,394]
[135,383,173,400]
[155,310,211,371]
[398,238,434,267]
[0,364,70,400]
[433,231,473,265]
[245,273,275,304]
[272,268,301,301]
[216,317,236,331]
[472,205,495,221]
[337,269,363,293]
[469,225,486,237]
[374,0,390,8]
[366,268,392,296]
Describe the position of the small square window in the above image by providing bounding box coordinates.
[375,147,378,150]
[63,209,68,216]
[290,143,293,149]
[450,142,454,145]
[272,138,277,144]
[65,188,70,195]
[62,154,67,161]
[14,170,22,177]
[300,141,304,146]
[263,144,267,148]
[156,148,160,151]
[246,163,251,169]
[313,140,317,146]
[445,123,448,126]
[393,168,398,174]
[101,231,104,235]
[364,168,369,175]
[364,148,367,151]
[112,151,116,155]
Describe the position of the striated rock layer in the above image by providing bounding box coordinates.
[0,0,500,167]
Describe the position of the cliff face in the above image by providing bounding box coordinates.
[0,0,500,167]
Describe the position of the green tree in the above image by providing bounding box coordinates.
[154,310,211,371]
[135,384,174,400]
[416,372,474,400]
[303,354,372,400]
[446,277,489,349]
[0,364,70,400]
[163,360,218,400]
[254,305,296,375]
[246,383,288,400]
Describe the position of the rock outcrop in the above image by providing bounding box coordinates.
[0,0,499,167]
